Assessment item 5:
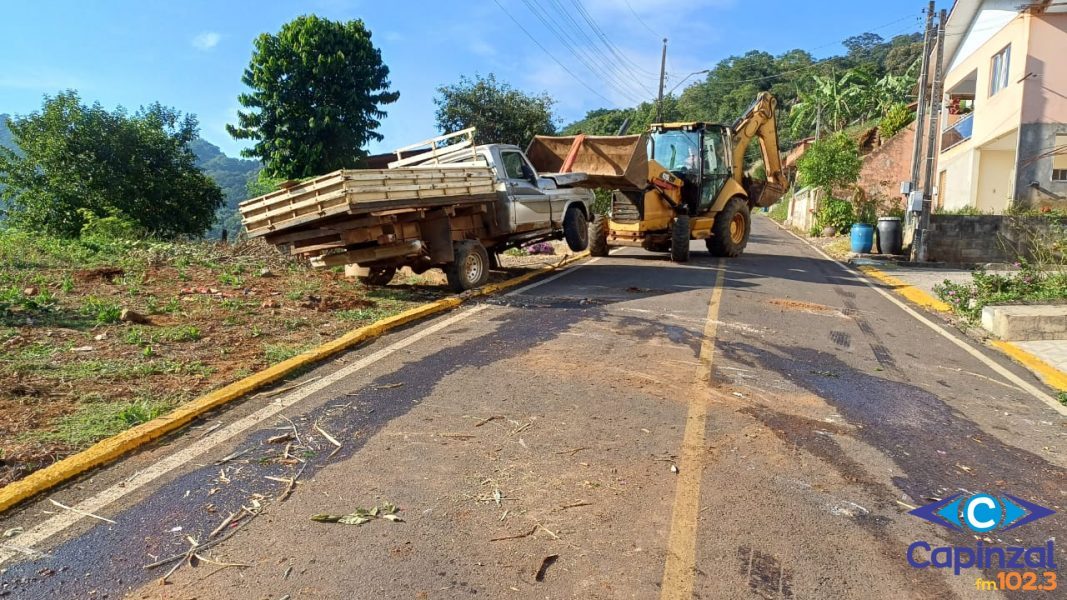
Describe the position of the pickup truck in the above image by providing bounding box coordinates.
[238,128,595,292]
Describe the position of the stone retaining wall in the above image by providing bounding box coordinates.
[928,214,1065,264]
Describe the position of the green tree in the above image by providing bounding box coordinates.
[796,132,862,192]
[434,74,556,146]
[228,15,399,179]
[0,91,222,238]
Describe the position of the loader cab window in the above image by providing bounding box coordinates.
[649,130,701,182]
[700,129,730,211]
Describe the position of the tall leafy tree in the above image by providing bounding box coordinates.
[434,74,556,147]
[0,91,222,238]
[228,15,399,179]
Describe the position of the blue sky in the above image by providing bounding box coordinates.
[0,0,946,158]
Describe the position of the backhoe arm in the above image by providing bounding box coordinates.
[730,92,787,207]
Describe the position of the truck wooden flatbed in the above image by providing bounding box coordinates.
[238,129,595,291]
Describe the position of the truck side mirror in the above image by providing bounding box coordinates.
[520,164,536,183]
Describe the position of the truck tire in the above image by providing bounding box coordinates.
[707,197,751,257]
[589,214,609,257]
[358,265,397,286]
[563,206,589,251]
[445,240,490,292]
[670,214,691,263]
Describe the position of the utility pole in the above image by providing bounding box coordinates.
[656,38,667,123]
[909,2,936,194]
[915,8,947,263]
[905,2,935,252]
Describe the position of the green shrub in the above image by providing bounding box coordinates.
[796,133,862,192]
[934,264,1067,320]
[815,197,855,234]
[879,103,913,140]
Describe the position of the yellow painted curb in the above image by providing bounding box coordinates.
[856,265,952,313]
[990,341,1067,392]
[0,251,589,514]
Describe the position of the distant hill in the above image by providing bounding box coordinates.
[0,116,258,238]
[187,139,261,239]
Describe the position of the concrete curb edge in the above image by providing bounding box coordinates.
[0,252,589,514]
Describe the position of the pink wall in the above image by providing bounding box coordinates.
[1022,13,1067,123]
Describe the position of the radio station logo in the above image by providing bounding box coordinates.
[906,491,1057,592]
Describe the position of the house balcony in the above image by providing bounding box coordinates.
[941,112,974,151]
[941,69,976,153]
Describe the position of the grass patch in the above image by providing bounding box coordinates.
[33,396,177,448]
[80,296,123,325]
[1059,391,1067,406]
[3,355,214,379]
[264,344,307,364]
[767,200,789,224]
[934,265,1067,321]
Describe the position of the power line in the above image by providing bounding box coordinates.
[567,0,660,79]
[489,0,618,106]
[517,0,649,104]
[544,0,657,91]
[531,0,655,100]
[623,0,661,40]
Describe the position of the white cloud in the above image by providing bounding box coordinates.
[191,31,221,51]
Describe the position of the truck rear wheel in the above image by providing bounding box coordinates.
[670,214,691,263]
[445,240,490,292]
[589,214,609,257]
[563,206,589,251]
[707,197,751,257]
[357,265,397,286]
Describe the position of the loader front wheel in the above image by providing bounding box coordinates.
[707,197,751,257]
[357,265,397,286]
[670,214,691,263]
[589,214,610,257]
[445,240,490,292]
[563,206,589,251]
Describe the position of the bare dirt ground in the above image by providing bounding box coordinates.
[0,232,577,487]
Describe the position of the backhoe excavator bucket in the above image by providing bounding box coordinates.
[526,134,648,190]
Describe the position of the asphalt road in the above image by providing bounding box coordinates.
[1,217,1065,599]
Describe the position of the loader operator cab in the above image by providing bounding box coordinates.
[648,123,731,217]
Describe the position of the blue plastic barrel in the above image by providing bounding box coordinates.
[850,223,874,253]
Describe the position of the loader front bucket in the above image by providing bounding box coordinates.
[526,134,648,190]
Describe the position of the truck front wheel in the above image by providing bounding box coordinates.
[670,214,691,263]
[563,206,589,251]
[707,197,751,257]
[445,240,490,292]
[589,214,609,257]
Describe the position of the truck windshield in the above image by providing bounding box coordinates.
[649,131,701,173]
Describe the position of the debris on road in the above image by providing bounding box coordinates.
[48,498,116,524]
[534,554,559,582]
[311,502,402,526]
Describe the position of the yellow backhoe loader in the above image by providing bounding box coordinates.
[526,92,787,261]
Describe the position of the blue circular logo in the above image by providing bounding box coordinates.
[963,494,1001,532]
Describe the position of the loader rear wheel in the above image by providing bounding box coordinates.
[589,214,609,257]
[563,206,589,251]
[670,214,691,263]
[445,240,489,292]
[358,265,397,286]
[707,197,751,257]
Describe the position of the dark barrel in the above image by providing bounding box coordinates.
[876,217,903,255]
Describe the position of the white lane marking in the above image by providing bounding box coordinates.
[1,259,597,564]
[775,223,1067,416]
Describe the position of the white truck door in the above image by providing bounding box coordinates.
[500,150,552,230]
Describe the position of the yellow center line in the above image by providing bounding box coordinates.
[660,258,726,600]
